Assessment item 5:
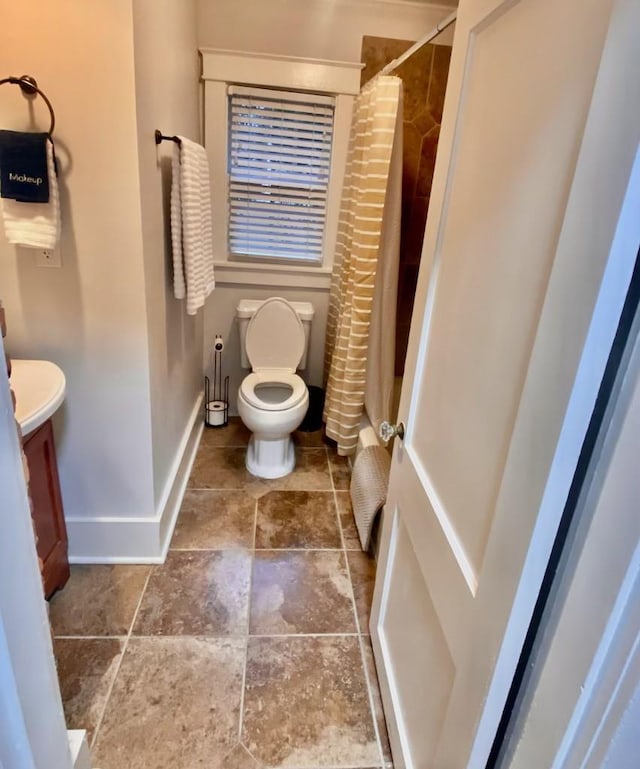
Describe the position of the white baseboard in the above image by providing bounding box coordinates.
[66,393,203,563]
[68,730,91,769]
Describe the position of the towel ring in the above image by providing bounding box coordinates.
[0,75,56,137]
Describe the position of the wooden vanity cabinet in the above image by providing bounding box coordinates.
[22,418,70,598]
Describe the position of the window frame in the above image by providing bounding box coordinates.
[201,48,362,288]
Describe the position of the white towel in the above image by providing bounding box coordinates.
[350,445,391,551]
[170,148,185,300]
[170,137,215,315]
[1,139,60,249]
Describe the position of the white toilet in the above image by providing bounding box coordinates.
[236,297,314,479]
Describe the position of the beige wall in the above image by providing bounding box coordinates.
[197,0,454,61]
[0,0,155,521]
[0,0,203,556]
[132,0,203,507]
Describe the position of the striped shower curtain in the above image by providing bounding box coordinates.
[323,76,402,455]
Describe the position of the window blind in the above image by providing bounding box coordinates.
[227,86,335,263]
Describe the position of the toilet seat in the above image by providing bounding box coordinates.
[240,371,307,412]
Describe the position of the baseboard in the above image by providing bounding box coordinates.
[68,730,91,769]
[67,393,203,563]
[157,395,204,560]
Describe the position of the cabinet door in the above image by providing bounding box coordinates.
[23,419,70,598]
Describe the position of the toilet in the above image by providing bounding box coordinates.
[236,297,314,479]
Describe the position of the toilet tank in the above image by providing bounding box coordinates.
[237,299,315,370]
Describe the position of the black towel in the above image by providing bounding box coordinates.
[0,130,50,203]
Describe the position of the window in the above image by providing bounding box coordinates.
[227,86,335,265]
[201,48,361,284]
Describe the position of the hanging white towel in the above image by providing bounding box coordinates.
[170,137,215,315]
[170,148,185,300]
[1,139,60,249]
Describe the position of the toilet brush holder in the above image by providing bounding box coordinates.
[204,338,229,429]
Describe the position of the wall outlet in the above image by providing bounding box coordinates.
[34,247,62,268]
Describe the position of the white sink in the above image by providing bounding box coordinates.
[10,359,66,436]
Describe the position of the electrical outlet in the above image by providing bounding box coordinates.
[34,247,62,268]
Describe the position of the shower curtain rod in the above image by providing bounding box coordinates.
[377,10,457,78]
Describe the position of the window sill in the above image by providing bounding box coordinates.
[213,260,333,289]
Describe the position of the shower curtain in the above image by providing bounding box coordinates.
[323,75,402,455]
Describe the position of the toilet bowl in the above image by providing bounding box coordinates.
[237,297,311,479]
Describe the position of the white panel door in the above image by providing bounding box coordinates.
[370,0,640,767]
[506,295,640,769]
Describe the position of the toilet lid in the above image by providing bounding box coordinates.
[245,297,305,373]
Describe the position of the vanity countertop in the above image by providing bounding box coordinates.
[10,359,66,435]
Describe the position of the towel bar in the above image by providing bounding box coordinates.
[155,129,182,147]
[0,75,56,137]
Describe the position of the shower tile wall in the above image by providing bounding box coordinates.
[361,37,452,374]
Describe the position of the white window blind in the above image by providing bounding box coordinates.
[227,85,335,263]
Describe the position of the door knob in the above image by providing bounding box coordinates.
[379,420,405,444]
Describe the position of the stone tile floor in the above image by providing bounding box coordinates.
[49,420,393,769]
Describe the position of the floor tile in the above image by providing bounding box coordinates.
[53,638,124,746]
[189,445,249,490]
[242,636,379,768]
[189,447,332,495]
[361,636,393,764]
[92,637,244,769]
[189,446,331,498]
[171,490,255,550]
[200,417,251,447]
[336,491,362,550]
[255,490,341,549]
[133,550,250,636]
[250,550,356,635]
[274,449,333,491]
[223,744,264,768]
[328,451,351,490]
[347,551,377,634]
[49,565,150,637]
[53,432,378,767]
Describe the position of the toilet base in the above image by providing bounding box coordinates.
[245,435,295,479]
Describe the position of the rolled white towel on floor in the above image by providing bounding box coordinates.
[350,445,391,551]
[1,139,60,249]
